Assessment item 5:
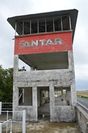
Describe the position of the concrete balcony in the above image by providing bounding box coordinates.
[14,69,74,86]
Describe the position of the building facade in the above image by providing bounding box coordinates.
[8,9,78,122]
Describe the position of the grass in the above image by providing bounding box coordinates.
[77,90,88,98]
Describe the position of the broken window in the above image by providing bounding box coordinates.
[19,87,32,106]
[54,87,71,106]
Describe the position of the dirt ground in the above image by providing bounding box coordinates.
[26,121,80,133]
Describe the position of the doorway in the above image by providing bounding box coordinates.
[37,87,50,120]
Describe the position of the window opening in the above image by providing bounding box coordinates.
[39,19,45,33]
[31,20,37,34]
[54,87,71,106]
[62,16,70,30]
[54,17,61,31]
[24,21,30,34]
[46,18,53,32]
[19,87,32,106]
[17,21,23,35]
[16,15,71,35]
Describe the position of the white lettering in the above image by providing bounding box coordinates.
[55,38,62,45]
[20,37,63,47]
[31,40,38,46]
[39,40,45,46]
[46,39,53,45]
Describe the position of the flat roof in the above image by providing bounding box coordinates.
[7,9,78,38]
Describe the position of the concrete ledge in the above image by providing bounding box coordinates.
[14,69,74,85]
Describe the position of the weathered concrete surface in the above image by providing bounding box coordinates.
[13,51,77,122]
[54,106,75,122]
[13,69,76,121]
[14,69,74,85]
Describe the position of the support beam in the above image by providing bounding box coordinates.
[49,83,55,121]
[33,86,37,121]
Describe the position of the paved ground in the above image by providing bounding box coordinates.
[26,121,80,133]
[77,97,88,108]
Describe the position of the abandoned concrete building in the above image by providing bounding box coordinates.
[7,9,78,122]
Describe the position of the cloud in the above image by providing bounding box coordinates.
[0,0,88,90]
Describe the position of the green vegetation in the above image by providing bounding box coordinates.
[77,90,88,98]
[0,65,13,102]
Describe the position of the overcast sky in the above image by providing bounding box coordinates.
[0,0,88,90]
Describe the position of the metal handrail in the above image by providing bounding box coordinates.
[77,101,88,113]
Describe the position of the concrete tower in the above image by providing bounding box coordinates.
[8,9,78,122]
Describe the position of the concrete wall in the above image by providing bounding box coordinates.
[14,69,74,84]
[13,86,37,121]
[13,50,77,122]
[55,106,75,122]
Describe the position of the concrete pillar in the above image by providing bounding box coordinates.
[33,86,37,121]
[49,83,55,121]
[71,84,77,106]
[14,55,19,74]
[13,55,19,118]
[68,50,74,70]
[13,85,19,111]
[68,50,77,106]
[13,86,19,118]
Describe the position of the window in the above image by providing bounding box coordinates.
[46,18,53,32]
[16,15,71,35]
[54,87,71,106]
[19,87,32,106]
[62,16,70,30]
[39,19,45,33]
[31,20,37,34]
[54,17,61,31]
[24,21,30,34]
[17,21,23,35]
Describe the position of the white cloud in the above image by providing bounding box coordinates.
[0,0,88,90]
[75,64,88,80]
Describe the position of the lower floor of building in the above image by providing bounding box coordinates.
[13,84,76,122]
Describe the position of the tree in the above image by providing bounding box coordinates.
[0,66,13,102]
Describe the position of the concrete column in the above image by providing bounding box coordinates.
[49,83,55,122]
[68,50,74,70]
[13,55,19,119]
[14,55,19,75]
[33,86,37,121]
[13,86,19,119]
[68,50,77,106]
[71,84,77,106]
[13,55,19,107]
[13,86,19,109]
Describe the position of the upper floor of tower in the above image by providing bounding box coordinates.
[7,9,78,70]
[8,9,78,40]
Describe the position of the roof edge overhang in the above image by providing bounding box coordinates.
[7,9,78,40]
